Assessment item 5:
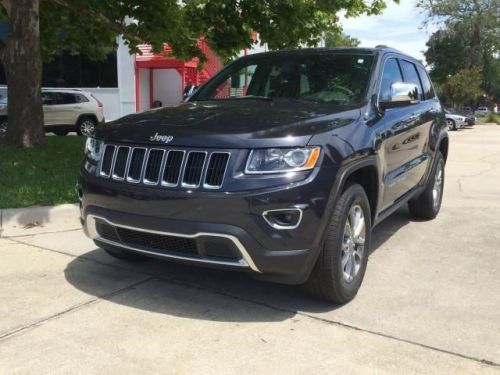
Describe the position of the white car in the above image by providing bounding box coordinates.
[0,89,104,137]
[475,107,490,116]
[445,110,467,131]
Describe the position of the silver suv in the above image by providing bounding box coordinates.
[0,89,104,137]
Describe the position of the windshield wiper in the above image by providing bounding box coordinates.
[232,95,273,101]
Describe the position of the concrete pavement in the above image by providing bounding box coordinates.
[1,125,499,374]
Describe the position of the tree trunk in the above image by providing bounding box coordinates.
[0,0,44,148]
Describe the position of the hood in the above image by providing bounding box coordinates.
[97,100,361,148]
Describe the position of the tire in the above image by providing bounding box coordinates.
[52,130,68,136]
[0,119,7,138]
[446,119,457,131]
[408,151,445,220]
[77,117,97,136]
[305,183,371,304]
[103,247,150,262]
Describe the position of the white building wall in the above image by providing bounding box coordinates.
[139,69,150,112]
[116,36,136,119]
[153,69,182,106]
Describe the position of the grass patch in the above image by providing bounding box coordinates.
[0,136,85,209]
[477,113,500,124]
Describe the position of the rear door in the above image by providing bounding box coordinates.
[47,92,79,126]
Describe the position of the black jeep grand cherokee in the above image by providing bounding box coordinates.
[79,47,448,303]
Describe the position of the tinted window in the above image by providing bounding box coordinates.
[400,60,423,100]
[193,54,374,106]
[42,92,57,105]
[417,66,435,99]
[379,58,403,102]
[75,94,89,103]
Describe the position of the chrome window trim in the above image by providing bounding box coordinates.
[143,148,166,185]
[262,208,303,230]
[181,151,208,188]
[111,146,131,181]
[203,152,231,189]
[160,149,186,187]
[126,147,148,184]
[86,215,260,273]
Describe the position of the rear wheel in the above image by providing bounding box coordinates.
[408,151,445,220]
[0,119,7,138]
[446,119,457,131]
[77,117,97,136]
[305,183,371,304]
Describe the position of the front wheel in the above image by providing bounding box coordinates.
[408,151,445,220]
[305,183,371,304]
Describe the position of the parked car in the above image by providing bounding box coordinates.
[79,47,448,303]
[0,89,104,137]
[444,109,467,130]
[466,115,476,126]
[475,107,490,116]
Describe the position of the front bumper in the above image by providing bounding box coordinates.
[79,166,337,284]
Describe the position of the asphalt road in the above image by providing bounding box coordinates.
[1,124,499,374]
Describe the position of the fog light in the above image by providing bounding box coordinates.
[262,208,303,230]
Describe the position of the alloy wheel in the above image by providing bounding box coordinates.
[80,120,95,136]
[432,163,444,210]
[341,204,366,283]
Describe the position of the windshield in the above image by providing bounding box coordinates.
[191,53,374,106]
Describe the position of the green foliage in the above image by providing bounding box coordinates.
[0,136,85,208]
[485,112,500,125]
[419,0,500,102]
[34,0,391,63]
[444,67,484,107]
[324,32,360,48]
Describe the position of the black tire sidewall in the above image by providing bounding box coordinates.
[326,184,372,301]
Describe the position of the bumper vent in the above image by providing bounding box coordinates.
[99,144,230,190]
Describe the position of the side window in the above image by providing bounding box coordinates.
[212,64,258,99]
[400,60,424,100]
[416,66,435,100]
[379,58,403,102]
[42,92,56,105]
[60,93,77,104]
[78,94,89,103]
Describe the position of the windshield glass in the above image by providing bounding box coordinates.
[192,53,374,106]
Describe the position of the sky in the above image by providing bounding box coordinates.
[341,0,438,64]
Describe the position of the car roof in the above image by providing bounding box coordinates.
[238,46,424,67]
[42,88,90,95]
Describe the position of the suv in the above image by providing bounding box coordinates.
[0,89,104,137]
[79,47,448,303]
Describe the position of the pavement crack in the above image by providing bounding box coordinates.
[0,277,154,343]
[2,227,81,239]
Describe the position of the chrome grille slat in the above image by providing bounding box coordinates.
[99,144,229,190]
[100,145,116,177]
[182,151,207,188]
[112,146,130,180]
[143,149,165,185]
[126,148,147,183]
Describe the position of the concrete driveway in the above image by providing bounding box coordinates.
[1,125,499,374]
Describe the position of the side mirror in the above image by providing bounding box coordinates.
[183,84,198,99]
[379,82,420,110]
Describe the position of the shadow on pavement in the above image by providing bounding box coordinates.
[64,207,410,322]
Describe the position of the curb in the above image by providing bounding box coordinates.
[0,203,81,238]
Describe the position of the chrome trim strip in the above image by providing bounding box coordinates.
[262,208,303,230]
[126,147,148,184]
[160,149,186,187]
[111,146,131,181]
[203,152,231,189]
[181,151,208,189]
[86,215,260,272]
[143,148,165,185]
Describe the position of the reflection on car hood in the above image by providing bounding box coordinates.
[97,100,361,148]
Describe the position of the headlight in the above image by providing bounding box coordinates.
[85,137,104,162]
[245,147,320,174]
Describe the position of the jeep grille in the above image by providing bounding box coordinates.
[98,144,230,190]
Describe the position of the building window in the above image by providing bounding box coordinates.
[0,51,118,88]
